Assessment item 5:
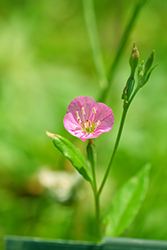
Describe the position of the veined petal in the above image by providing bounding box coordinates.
[63,113,82,132]
[67,96,96,122]
[80,131,103,140]
[94,102,114,128]
[95,102,114,126]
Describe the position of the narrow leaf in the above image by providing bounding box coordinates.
[46,131,91,182]
[104,164,151,237]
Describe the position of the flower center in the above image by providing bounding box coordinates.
[76,107,101,133]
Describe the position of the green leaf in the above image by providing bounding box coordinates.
[122,76,135,103]
[104,164,151,237]
[144,50,155,74]
[127,76,135,100]
[139,64,158,87]
[46,131,91,183]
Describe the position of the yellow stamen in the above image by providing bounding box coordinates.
[76,111,81,124]
[81,107,85,115]
[97,120,101,125]
[96,120,101,126]
[76,111,79,119]
[92,107,96,114]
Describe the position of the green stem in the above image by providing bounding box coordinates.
[90,180,100,239]
[94,188,100,240]
[82,0,108,90]
[98,87,140,196]
[87,140,101,240]
[99,0,148,102]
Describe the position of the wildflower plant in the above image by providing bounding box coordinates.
[46,0,157,242]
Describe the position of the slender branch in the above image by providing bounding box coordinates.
[99,0,148,102]
[82,0,108,90]
[98,87,140,196]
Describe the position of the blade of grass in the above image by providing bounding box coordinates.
[82,0,108,90]
[99,0,149,102]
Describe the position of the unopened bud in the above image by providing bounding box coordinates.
[139,71,144,81]
[138,61,144,84]
[138,61,144,75]
[129,43,139,76]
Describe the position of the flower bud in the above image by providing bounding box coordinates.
[138,61,144,82]
[129,43,139,76]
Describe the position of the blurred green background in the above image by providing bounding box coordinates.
[0,0,167,249]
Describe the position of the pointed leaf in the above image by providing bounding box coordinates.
[144,50,155,74]
[104,164,151,237]
[145,64,158,83]
[46,132,91,182]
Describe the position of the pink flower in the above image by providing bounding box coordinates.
[63,96,114,141]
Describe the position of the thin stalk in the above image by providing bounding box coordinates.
[99,0,148,102]
[98,87,140,196]
[87,140,101,239]
[82,0,108,90]
[90,180,100,240]
[94,188,100,240]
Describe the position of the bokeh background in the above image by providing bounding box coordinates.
[0,0,167,249]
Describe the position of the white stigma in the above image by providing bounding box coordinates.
[76,107,100,133]
[96,120,101,126]
[95,120,101,129]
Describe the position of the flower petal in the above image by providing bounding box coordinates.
[94,102,114,132]
[67,96,96,123]
[64,113,81,132]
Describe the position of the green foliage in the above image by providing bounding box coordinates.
[49,133,91,182]
[104,164,151,237]
[122,75,135,103]
[144,50,155,74]
[138,50,157,87]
